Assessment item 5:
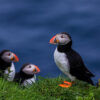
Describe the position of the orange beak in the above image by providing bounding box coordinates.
[49,35,59,44]
[33,65,40,74]
[11,54,19,62]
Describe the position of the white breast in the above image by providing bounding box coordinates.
[54,48,76,81]
[4,63,15,81]
[54,48,70,74]
[23,75,36,87]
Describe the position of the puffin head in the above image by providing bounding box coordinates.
[0,50,19,63]
[49,32,72,45]
[21,64,40,75]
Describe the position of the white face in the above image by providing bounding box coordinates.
[1,51,14,62]
[22,64,37,75]
[56,34,71,45]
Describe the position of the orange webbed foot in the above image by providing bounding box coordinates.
[59,83,72,88]
[59,81,72,88]
[63,81,72,85]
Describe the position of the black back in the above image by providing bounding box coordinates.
[0,50,11,76]
[14,71,34,84]
[14,64,34,84]
[57,40,94,85]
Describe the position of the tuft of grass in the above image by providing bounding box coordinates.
[0,76,99,100]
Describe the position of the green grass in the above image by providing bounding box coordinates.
[0,76,99,100]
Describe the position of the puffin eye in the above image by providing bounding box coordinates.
[29,66,31,68]
[61,35,64,38]
[8,53,11,56]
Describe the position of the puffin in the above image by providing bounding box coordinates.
[14,63,40,87]
[0,50,19,81]
[49,32,94,88]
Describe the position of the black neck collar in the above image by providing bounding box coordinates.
[20,71,34,80]
[57,42,72,52]
[0,57,11,70]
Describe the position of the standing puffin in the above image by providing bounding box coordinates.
[0,50,19,81]
[14,64,40,87]
[49,32,94,88]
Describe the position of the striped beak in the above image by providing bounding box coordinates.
[49,35,59,44]
[11,53,19,62]
[33,65,40,74]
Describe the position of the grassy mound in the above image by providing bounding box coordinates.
[0,76,99,100]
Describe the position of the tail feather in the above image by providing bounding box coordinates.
[82,77,94,85]
[78,76,94,85]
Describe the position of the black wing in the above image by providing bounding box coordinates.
[66,49,94,84]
